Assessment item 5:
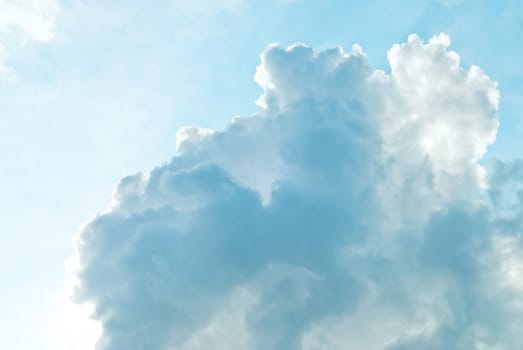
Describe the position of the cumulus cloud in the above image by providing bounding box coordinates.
[70,33,523,349]
[0,0,59,77]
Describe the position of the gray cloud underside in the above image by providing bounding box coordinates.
[71,34,523,350]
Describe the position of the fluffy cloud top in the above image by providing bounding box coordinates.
[70,34,523,349]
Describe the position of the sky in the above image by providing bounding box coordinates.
[1,0,523,349]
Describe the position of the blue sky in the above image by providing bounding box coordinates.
[1,1,523,349]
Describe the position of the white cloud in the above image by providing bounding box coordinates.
[0,0,59,77]
[68,34,523,349]
[51,299,102,350]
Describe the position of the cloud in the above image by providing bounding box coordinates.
[0,0,59,77]
[69,33,523,349]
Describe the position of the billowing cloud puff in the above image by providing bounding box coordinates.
[70,34,523,349]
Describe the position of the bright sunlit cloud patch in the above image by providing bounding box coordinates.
[0,0,59,77]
